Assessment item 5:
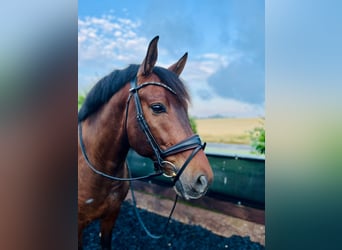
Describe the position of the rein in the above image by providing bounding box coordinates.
[79,123,163,181]
[78,77,206,239]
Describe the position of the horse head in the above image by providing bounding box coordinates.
[126,36,213,199]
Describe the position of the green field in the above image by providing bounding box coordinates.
[195,118,264,145]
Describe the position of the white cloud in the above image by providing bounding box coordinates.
[201,53,229,67]
[181,53,234,102]
[78,15,146,65]
[189,96,264,118]
[178,52,264,118]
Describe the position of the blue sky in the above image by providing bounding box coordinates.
[78,0,264,118]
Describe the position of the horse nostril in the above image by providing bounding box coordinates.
[193,175,208,194]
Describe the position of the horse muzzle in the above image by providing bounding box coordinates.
[173,174,210,200]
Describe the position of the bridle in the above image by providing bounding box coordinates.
[126,77,206,184]
[78,76,207,239]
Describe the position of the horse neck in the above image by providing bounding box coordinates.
[80,85,130,171]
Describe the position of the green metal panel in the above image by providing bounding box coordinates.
[206,154,265,205]
[127,150,265,205]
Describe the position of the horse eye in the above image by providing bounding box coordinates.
[150,103,166,114]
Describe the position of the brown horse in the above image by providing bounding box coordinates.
[78,36,213,249]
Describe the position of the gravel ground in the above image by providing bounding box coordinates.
[82,201,264,250]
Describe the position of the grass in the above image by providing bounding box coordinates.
[195,117,264,145]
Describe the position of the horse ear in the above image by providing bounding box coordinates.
[168,52,188,76]
[138,36,159,76]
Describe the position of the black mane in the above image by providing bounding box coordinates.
[78,64,190,122]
